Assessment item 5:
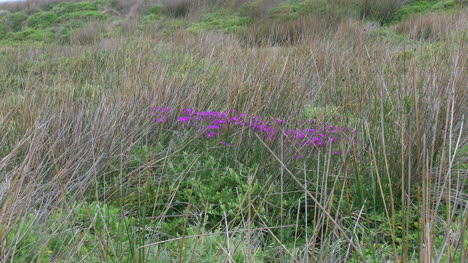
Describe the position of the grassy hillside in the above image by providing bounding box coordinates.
[0,0,467,262]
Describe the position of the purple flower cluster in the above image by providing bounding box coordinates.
[151,107,356,157]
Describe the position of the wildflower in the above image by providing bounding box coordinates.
[206,132,219,138]
[212,120,226,125]
[182,109,194,113]
[276,119,285,124]
[219,141,230,146]
[177,117,191,123]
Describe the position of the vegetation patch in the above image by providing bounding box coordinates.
[144,4,162,22]
[0,0,466,262]
[189,10,251,33]
[0,0,107,44]
[268,0,305,20]
[386,0,458,23]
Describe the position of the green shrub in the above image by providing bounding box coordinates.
[112,147,265,236]
[25,11,58,29]
[2,12,27,32]
[55,10,106,24]
[189,11,251,33]
[50,1,102,16]
[0,20,4,39]
[7,27,55,42]
[161,0,193,17]
[0,1,106,44]
[360,0,401,23]
[144,5,163,22]
[1,214,50,263]
[386,0,457,23]
[268,0,305,21]
[2,202,138,262]
[72,201,135,237]
[147,4,162,15]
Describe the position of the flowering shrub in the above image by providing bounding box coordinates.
[151,107,356,158]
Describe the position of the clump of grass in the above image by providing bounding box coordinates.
[238,0,278,20]
[395,8,468,40]
[360,0,402,22]
[1,11,28,32]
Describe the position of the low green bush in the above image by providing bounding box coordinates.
[0,1,106,44]
[6,27,54,42]
[386,0,458,23]
[114,148,264,235]
[143,5,163,23]
[268,0,305,21]
[54,10,106,24]
[25,11,58,28]
[2,201,138,262]
[50,0,102,16]
[2,12,27,32]
[189,10,251,33]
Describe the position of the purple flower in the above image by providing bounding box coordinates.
[205,125,221,130]
[206,132,219,138]
[154,118,167,123]
[256,125,270,132]
[181,109,194,114]
[212,120,226,125]
[177,117,191,123]
[219,141,230,146]
[276,119,285,124]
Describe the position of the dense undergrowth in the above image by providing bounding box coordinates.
[0,0,467,262]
